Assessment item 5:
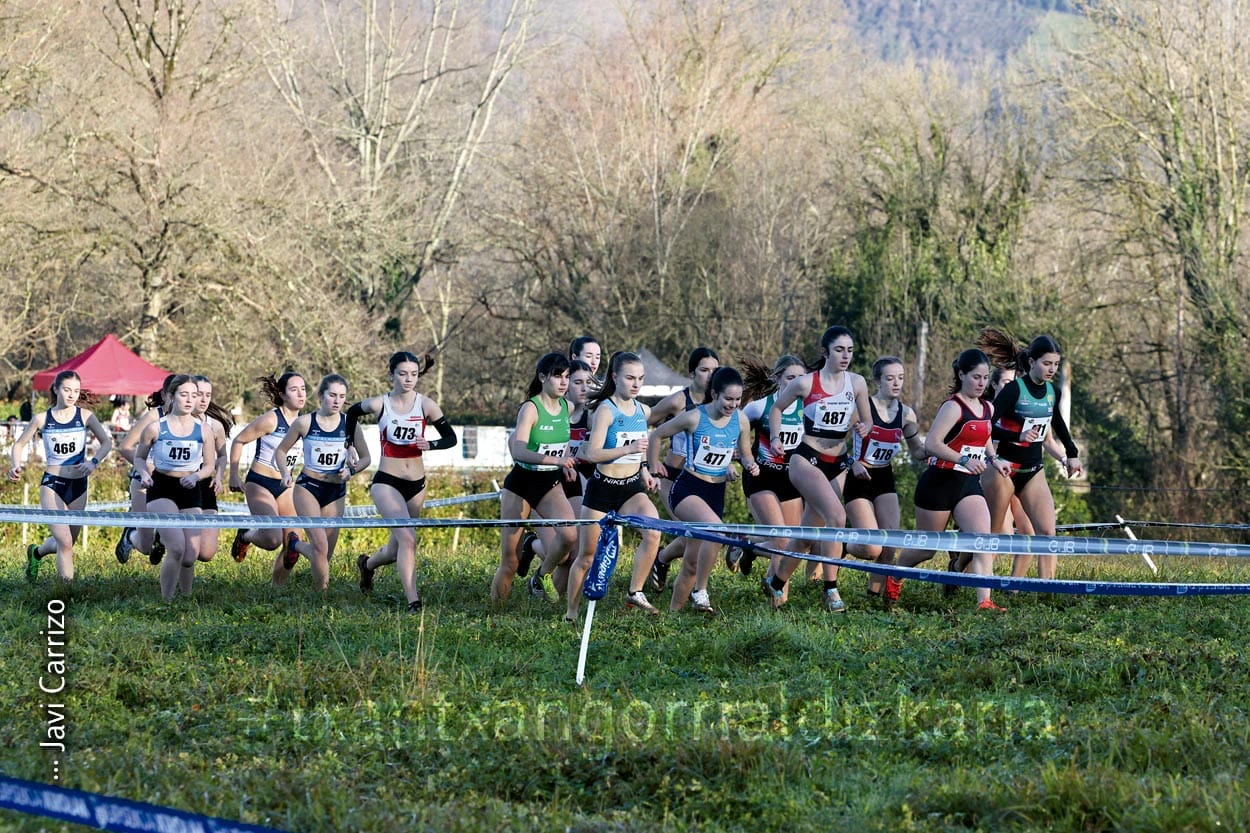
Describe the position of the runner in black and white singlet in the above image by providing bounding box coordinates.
[274,374,370,591]
[8,370,113,582]
[132,376,217,601]
[346,351,457,612]
[227,372,307,572]
[114,375,176,566]
[191,375,232,564]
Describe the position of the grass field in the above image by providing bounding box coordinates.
[2,469,1248,832]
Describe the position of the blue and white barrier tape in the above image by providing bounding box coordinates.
[4,491,502,516]
[606,514,1250,596]
[0,772,289,833]
[642,517,1250,559]
[0,506,597,530]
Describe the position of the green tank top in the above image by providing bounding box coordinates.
[519,397,571,471]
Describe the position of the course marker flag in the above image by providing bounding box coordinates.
[576,517,621,686]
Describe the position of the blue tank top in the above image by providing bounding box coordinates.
[42,407,87,467]
[686,406,740,477]
[301,413,348,475]
[601,399,649,466]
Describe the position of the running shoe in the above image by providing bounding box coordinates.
[725,546,743,573]
[647,558,671,593]
[884,576,903,603]
[690,589,715,614]
[822,588,847,613]
[149,533,166,566]
[407,596,423,613]
[516,531,538,578]
[761,574,785,610]
[625,590,659,614]
[977,598,1007,613]
[944,552,961,597]
[25,544,42,583]
[739,549,757,577]
[230,529,250,563]
[528,571,555,602]
[282,532,300,570]
[357,554,375,594]
[115,527,133,564]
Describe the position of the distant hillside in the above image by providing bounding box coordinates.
[845,0,1080,67]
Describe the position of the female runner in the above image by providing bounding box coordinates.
[648,367,758,613]
[739,355,806,601]
[892,349,1013,611]
[977,329,1083,580]
[645,347,719,592]
[492,352,578,603]
[227,372,307,573]
[516,358,595,599]
[8,371,113,582]
[844,357,925,599]
[192,375,232,563]
[274,374,370,591]
[132,375,217,600]
[348,352,457,611]
[569,336,602,379]
[114,375,176,565]
[763,326,872,613]
[565,351,662,621]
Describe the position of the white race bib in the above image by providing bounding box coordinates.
[615,430,647,465]
[954,444,986,475]
[693,444,733,474]
[862,438,899,466]
[1021,416,1052,441]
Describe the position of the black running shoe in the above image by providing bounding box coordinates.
[230,529,250,563]
[149,532,165,566]
[516,531,538,578]
[357,554,375,594]
[115,527,134,564]
[739,549,757,577]
[647,558,670,593]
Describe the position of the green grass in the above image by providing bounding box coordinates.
[1,470,1249,831]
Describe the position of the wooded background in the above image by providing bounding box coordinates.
[2,0,1247,523]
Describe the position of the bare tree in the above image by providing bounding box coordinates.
[251,0,538,344]
[1051,0,1250,484]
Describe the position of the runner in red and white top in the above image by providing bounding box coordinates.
[893,349,1013,612]
[345,351,457,612]
[763,326,873,614]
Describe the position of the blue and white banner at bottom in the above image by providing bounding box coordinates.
[0,772,290,833]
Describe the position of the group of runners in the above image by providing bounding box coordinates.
[492,328,1082,619]
[7,328,1082,615]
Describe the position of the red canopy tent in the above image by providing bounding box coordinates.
[31,334,170,396]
